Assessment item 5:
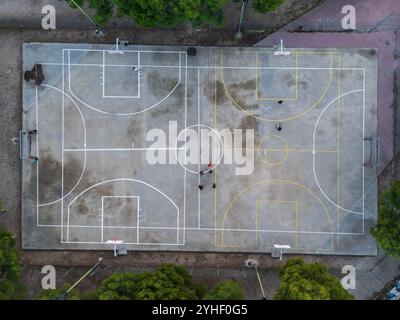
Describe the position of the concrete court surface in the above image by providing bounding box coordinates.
[21,43,377,255]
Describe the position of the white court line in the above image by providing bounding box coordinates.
[64,147,184,152]
[36,86,39,225]
[138,52,141,99]
[137,196,140,244]
[67,49,182,116]
[39,224,363,236]
[101,196,104,242]
[38,84,87,208]
[197,67,201,229]
[61,49,65,241]
[67,48,186,54]
[362,69,366,233]
[63,240,184,246]
[102,51,105,98]
[312,88,364,215]
[183,53,188,245]
[65,178,179,245]
[38,62,366,71]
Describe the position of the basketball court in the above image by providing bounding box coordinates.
[21,42,378,255]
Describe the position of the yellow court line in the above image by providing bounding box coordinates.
[239,50,339,55]
[220,179,334,247]
[336,53,341,248]
[221,51,335,122]
[228,147,338,153]
[257,134,289,166]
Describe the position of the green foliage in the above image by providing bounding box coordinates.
[0,228,22,300]
[252,0,285,14]
[81,289,99,300]
[273,258,353,300]
[204,280,244,300]
[371,180,400,256]
[69,0,227,28]
[68,0,113,26]
[89,0,114,27]
[0,199,6,213]
[38,284,80,300]
[98,264,204,300]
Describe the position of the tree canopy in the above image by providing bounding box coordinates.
[371,180,400,256]
[204,280,244,300]
[252,0,285,14]
[273,258,353,300]
[69,0,227,28]
[98,264,206,300]
[0,228,22,300]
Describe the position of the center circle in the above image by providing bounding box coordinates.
[175,124,224,174]
[257,135,288,166]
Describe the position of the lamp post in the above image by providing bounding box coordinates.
[245,259,266,300]
[59,257,103,300]
[69,0,103,35]
[235,0,249,40]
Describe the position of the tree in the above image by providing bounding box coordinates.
[98,264,206,300]
[273,258,353,300]
[0,228,23,300]
[69,0,227,28]
[371,180,400,256]
[252,0,285,14]
[204,280,244,300]
[38,284,80,300]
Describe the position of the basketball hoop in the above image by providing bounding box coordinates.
[273,40,291,56]
[105,240,125,256]
[108,38,125,55]
[272,244,291,260]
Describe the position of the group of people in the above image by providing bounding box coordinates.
[198,163,216,190]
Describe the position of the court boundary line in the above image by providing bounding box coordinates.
[38,224,363,236]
